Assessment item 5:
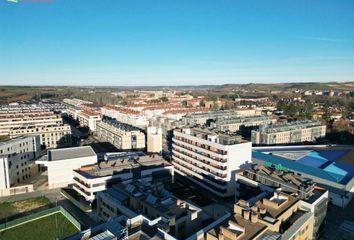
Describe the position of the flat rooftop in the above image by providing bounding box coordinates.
[253,145,354,184]
[76,152,171,178]
[0,135,35,146]
[47,146,96,161]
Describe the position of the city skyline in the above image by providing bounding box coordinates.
[1,0,354,86]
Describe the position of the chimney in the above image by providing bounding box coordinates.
[243,210,250,220]
[251,212,258,223]
[259,207,266,215]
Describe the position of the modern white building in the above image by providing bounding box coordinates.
[72,152,174,202]
[0,136,41,196]
[77,110,101,132]
[36,146,97,189]
[172,127,252,197]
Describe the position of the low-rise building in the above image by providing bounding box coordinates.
[236,164,328,239]
[36,146,97,189]
[251,120,326,145]
[72,152,174,202]
[172,127,252,197]
[206,192,315,240]
[96,180,207,239]
[9,124,72,149]
[96,120,145,150]
[0,136,41,196]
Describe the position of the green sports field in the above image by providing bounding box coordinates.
[0,212,79,240]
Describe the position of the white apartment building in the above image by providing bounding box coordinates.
[9,124,72,149]
[147,126,162,153]
[77,110,101,131]
[36,146,97,189]
[0,136,41,196]
[251,120,326,145]
[72,152,174,202]
[96,120,145,150]
[0,112,63,136]
[172,127,252,197]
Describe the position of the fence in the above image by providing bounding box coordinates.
[0,206,81,232]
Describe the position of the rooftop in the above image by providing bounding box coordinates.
[175,127,248,145]
[253,145,354,184]
[207,192,302,240]
[76,152,170,178]
[47,146,96,161]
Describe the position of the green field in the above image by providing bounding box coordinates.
[0,197,51,220]
[0,212,79,240]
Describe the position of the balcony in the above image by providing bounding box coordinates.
[172,148,227,172]
[173,138,226,161]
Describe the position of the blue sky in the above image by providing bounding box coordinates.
[0,0,353,86]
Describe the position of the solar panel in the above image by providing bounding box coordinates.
[125,184,135,193]
[146,194,158,205]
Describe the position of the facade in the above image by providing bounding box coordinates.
[101,104,149,128]
[36,146,97,189]
[0,111,63,136]
[147,126,162,153]
[182,111,237,126]
[9,124,72,149]
[96,180,207,239]
[206,192,315,240]
[251,120,326,145]
[172,127,252,197]
[236,165,328,239]
[0,136,41,195]
[96,120,145,150]
[77,109,101,131]
[252,146,354,208]
[72,152,174,202]
[211,115,274,132]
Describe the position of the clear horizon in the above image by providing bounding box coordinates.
[1,0,354,86]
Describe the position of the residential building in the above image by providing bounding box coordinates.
[206,192,315,240]
[72,152,174,202]
[0,136,41,196]
[251,120,326,145]
[101,104,149,128]
[147,126,162,153]
[172,127,252,197]
[211,115,274,132]
[150,116,184,158]
[63,98,93,108]
[9,124,72,149]
[0,111,63,136]
[252,146,354,207]
[236,164,328,239]
[182,111,237,126]
[36,146,97,189]
[96,180,208,239]
[77,109,101,131]
[96,119,145,150]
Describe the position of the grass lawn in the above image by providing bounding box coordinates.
[0,197,51,220]
[0,212,79,240]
